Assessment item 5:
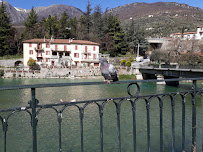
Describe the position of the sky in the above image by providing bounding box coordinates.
[3,0,203,12]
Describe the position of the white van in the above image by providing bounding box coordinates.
[136,57,144,62]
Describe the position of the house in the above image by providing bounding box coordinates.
[170,32,197,40]
[170,25,203,40]
[23,38,100,67]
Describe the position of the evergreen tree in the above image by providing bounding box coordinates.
[125,20,148,56]
[106,14,127,56]
[78,0,92,40]
[84,0,92,40]
[68,17,78,39]
[24,7,38,31]
[92,5,104,42]
[23,6,38,39]
[0,2,15,56]
[46,15,59,38]
[58,11,70,39]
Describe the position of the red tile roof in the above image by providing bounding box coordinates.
[183,32,197,34]
[23,39,100,45]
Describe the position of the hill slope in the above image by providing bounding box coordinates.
[108,2,203,36]
[1,1,83,24]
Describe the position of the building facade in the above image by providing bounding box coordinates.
[23,38,100,67]
[170,25,203,40]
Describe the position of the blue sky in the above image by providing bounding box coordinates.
[4,0,203,12]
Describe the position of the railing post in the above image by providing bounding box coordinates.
[30,88,38,152]
[191,80,197,152]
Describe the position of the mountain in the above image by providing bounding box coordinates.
[1,1,83,24]
[1,1,27,24]
[108,2,203,21]
[107,2,203,36]
[35,4,83,21]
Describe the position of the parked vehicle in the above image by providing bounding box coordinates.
[136,56,144,62]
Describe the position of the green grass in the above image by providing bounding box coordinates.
[0,54,23,60]
[119,74,136,80]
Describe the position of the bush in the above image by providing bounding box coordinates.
[0,69,4,77]
[27,58,36,66]
[27,59,40,70]
[126,61,131,67]
[120,59,126,66]
[129,57,134,62]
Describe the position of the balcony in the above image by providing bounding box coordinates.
[51,48,71,52]
[34,47,44,51]
[82,49,91,54]
[82,57,99,62]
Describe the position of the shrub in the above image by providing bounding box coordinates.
[120,59,126,66]
[126,61,131,67]
[0,69,4,77]
[27,58,36,66]
[129,57,134,62]
[27,59,40,70]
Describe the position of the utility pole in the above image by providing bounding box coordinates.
[137,43,140,57]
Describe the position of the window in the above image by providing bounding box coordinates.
[46,51,50,55]
[29,43,32,47]
[37,58,42,62]
[85,46,87,52]
[64,45,67,51]
[93,46,96,51]
[38,43,42,49]
[75,45,78,50]
[46,58,50,62]
[93,54,96,59]
[46,43,50,48]
[74,53,79,58]
[29,50,33,55]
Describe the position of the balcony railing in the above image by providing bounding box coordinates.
[82,49,91,54]
[81,57,99,62]
[0,78,202,152]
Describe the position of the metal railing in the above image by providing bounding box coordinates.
[0,78,202,152]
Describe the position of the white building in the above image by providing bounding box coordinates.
[23,38,100,67]
[170,25,203,40]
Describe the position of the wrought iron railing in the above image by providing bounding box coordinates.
[0,78,202,152]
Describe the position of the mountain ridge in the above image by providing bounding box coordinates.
[1,1,83,24]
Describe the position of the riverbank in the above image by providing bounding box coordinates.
[0,66,132,79]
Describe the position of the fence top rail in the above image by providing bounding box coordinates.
[0,77,203,91]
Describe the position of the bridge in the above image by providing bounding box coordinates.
[146,38,171,50]
[133,64,203,85]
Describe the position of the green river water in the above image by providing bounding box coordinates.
[0,78,202,152]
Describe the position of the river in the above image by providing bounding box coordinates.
[0,78,202,152]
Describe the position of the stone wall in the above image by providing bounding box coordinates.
[0,59,23,67]
[1,66,131,78]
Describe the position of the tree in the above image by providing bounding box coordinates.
[68,17,78,39]
[0,2,15,56]
[107,14,127,56]
[23,6,39,39]
[77,0,92,40]
[24,7,38,31]
[58,11,70,39]
[46,15,59,38]
[92,5,104,42]
[124,20,148,56]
